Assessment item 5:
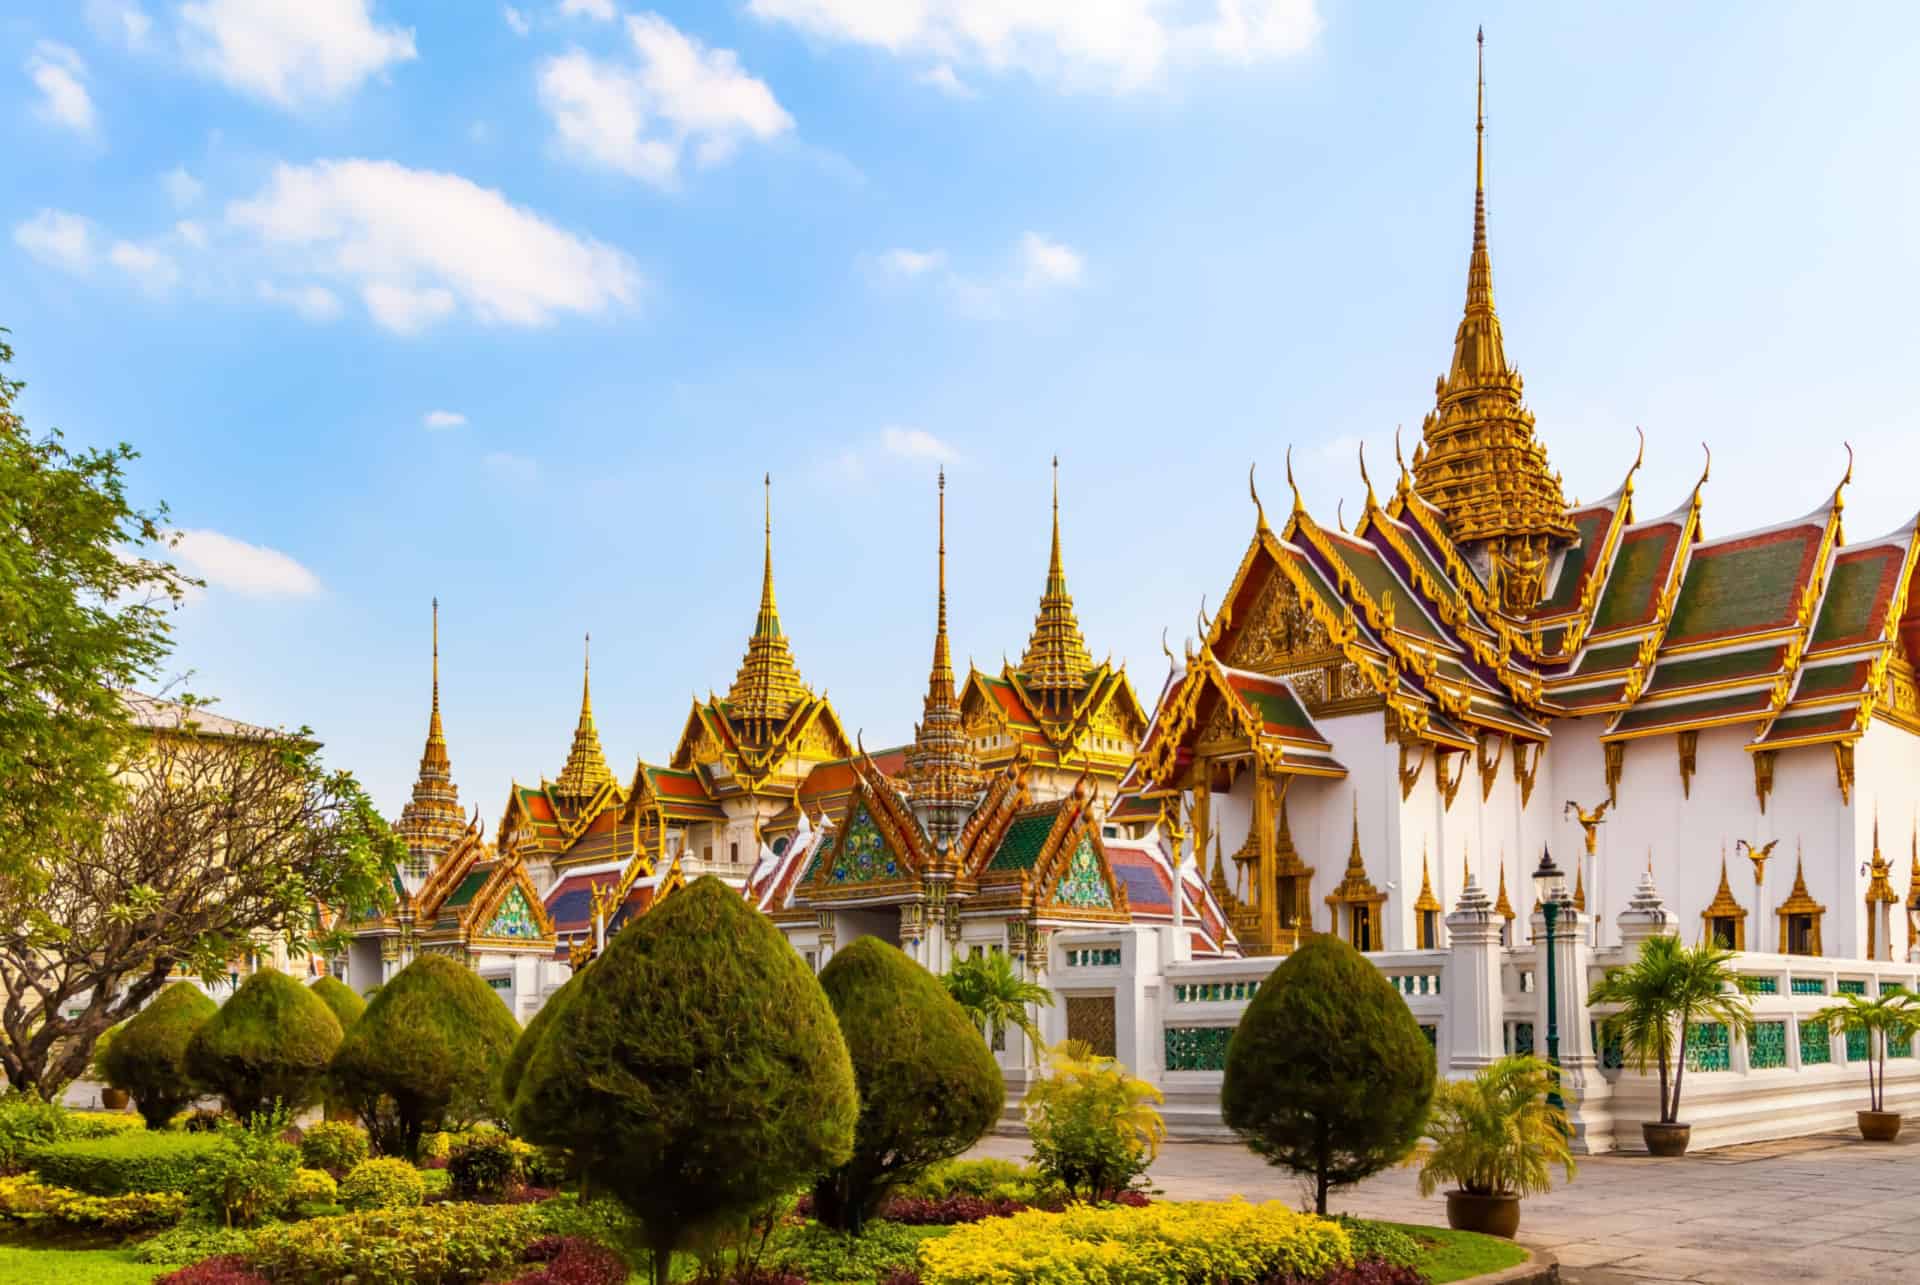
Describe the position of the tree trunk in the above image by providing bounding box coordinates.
[1669,1015,1690,1124]
[1655,1028,1672,1124]
[1315,1167,1329,1217]
[652,1246,672,1285]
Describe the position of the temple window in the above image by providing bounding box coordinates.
[1785,914,1818,956]
[1418,908,1439,950]
[1349,904,1376,953]
[1774,855,1825,957]
[1701,856,1746,951]
[729,840,740,863]
[1706,915,1740,951]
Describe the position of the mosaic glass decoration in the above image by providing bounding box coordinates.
[1509,1022,1534,1057]
[1881,981,1908,995]
[1066,995,1117,1059]
[1164,1025,1235,1071]
[1593,1021,1625,1070]
[1846,1027,1869,1062]
[1055,839,1114,909]
[1173,981,1258,1003]
[829,805,898,884]
[1750,1020,1787,1070]
[1789,976,1826,995]
[1743,975,1778,994]
[485,888,540,939]
[1686,1022,1730,1072]
[1889,1030,1914,1059]
[1837,979,1868,995]
[1066,948,1123,967]
[1799,1019,1832,1065]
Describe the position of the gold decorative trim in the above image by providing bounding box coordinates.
[1438,750,1468,811]
[1512,740,1539,808]
[1776,849,1826,956]
[1834,741,1855,805]
[1753,749,1776,815]
[1477,732,1506,803]
[1398,741,1428,801]
[1603,741,1625,803]
[1702,851,1747,950]
[1677,730,1698,799]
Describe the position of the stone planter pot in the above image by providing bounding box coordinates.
[99,1088,129,1111]
[1445,1190,1522,1239]
[1642,1121,1692,1156]
[1857,1110,1902,1142]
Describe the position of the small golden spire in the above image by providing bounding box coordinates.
[1018,457,1096,709]
[1572,858,1586,912]
[556,632,615,800]
[1414,842,1441,914]
[905,469,980,843]
[1494,850,1516,921]
[396,598,464,872]
[725,473,812,733]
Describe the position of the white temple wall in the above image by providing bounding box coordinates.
[1852,717,1920,958]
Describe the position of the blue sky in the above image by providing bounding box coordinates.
[9,1,1920,819]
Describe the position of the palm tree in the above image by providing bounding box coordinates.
[1588,935,1755,1124]
[1415,1055,1576,1199]
[1809,991,1918,1115]
[941,950,1052,1051]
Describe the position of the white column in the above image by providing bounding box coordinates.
[1444,872,1504,1074]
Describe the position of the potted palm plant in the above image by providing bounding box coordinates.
[1809,990,1917,1141]
[1415,1055,1574,1238]
[942,950,1053,1054]
[1588,935,1754,1156]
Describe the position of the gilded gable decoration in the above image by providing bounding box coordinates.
[1775,848,1826,956]
[1701,851,1746,950]
[1326,796,1388,950]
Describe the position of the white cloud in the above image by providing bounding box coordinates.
[258,280,344,321]
[175,220,209,248]
[749,0,1321,93]
[178,0,417,109]
[169,528,322,598]
[917,63,973,98]
[560,0,616,19]
[27,43,97,135]
[878,247,944,278]
[86,0,153,49]
[423,409,467,429]
[1020,232,1083,286]
[13,210,96,273]
[109,240,180,293]
[882,426,959,462]
[226,158,641,333]
[504,6,531,36]
[164,166,204,209]
[483,451,538,483]
[537,13,792,185]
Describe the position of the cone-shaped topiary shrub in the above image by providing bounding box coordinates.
[185,970,343,1123]
[308,976,367,1033]
[510,876,856,1285]
[328,953,521,1160]
[500,965,582,1110]
[100,982,218,1129]
[811,937,1003,1233]
[1221,933,1435,1214]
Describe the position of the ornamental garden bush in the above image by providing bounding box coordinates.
[188,1108,302,1228]
[307,976,367,1032]
[1221,934,1435,1215]
[811,938,1003,1233]
[28,1130,223,1195]
[246,1201,547,1285]
[287,1168,338,1209]
[185,969,344,1122]
[298,1120,369,1177]
[339,1156,425,1210]
[509,876,857,1285]
[1024,1040,1165,1201]
[0,1173,188,1232]
[0,1094,80,1172]
[448,1132,521,1199]
[328,954,521,1160]
[99,982,218,1129]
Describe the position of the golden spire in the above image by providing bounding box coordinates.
[1414,843,1442,914]
[1493,850,1516,921]
[725,473,811,733]
[1411,27,1571,575]
[905,469,981,845]
[396,599,465,873]
[1018,456,1096,709]
[1572,858,1586,912]
[555,633,616,800]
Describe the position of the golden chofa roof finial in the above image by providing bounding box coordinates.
[725,472,812,732]
[1249,462,1269,532]
[555,631,615,800]
[1018,456,1096,706]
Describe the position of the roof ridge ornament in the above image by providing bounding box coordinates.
[396,597,466,873]
[1017,456,1097,705]
[724,472,812,734]
[555,631,616,800]
[1249,462,1269,532]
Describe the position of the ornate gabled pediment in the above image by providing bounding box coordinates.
[1224,561,1341,673]
[469,857,555,944]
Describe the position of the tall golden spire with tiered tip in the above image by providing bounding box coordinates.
[1411,27,1571,606]
[555,633,615,800]
[1018,457,1096,711]
[396,599,466,875]
[905,470,981,846]
[725,474,811,736]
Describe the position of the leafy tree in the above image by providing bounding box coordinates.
[308,976,367,1033]
[510,877,856,1285]
[1221,934,1435,1214]
[1415,1055,1575,1198]
[1589,935,1755,1125]
[0,715,398,1096]
[187,969,343,1121]
[98,981,217,1128]
[812,938,1003,1233]
[941,950,1052,1050]
[328,953,521,1160]
[1808,990,1918,1115]
[1025,1038,1165,1201]
[0,332,193,887]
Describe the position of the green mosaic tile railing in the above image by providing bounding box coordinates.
[1789,977,1826,995]
[1799,1019,1832,1065]
[1837,979,1868,996]
[1743,975,1778,994]
[1846,1028,1869,1062]
[1890,1031,1914,1059]
[1066,948,1122,968]
[1883,981,1909,996]
[1509,1022,1534,1057]
[1164,1025,1234,1071]
[1392,973,1443,997]
[1686,1021,1730,1072]
[1173,980,1258,1003]
[1750,1020,1787,1070]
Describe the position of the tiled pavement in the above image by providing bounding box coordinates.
[968,1125,1920,1284]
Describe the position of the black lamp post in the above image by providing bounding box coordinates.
[1533,846,1567,1113]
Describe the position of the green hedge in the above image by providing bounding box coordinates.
[28,1131,224,1195]
[247,1203,548,1285]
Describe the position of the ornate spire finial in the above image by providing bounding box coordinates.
[556,631,615,800]
[429,596,443,740]
[726,473,812,732]
[1249,463,1268,532]
[1285,444,1304,514]
[1018,457,1095,707]
[906,470,980,844]
[396,599,464,877]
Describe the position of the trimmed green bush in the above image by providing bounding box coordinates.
[100,982,219,1129]
[811,937,1003,1232]
[249,1203,545,1284]
[499,966,580,1108]
[288,1168,338,1208]
[0,1174,188,1232]
[307,976,367,1032]
[447,1133,519,1199]
[28,1130,223,1195]
[1221,933,1436,1215]
[328,954,521,1160]
[299,1121,369,1176]
[0,1095,77,1172]
[186,970,344,1122]
[338,1156,425,1210]
[189,1109,301,1228]
[133,1220,259,1266]
[510,876,857,1285]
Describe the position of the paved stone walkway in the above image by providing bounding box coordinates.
[969,1125,1920,1284]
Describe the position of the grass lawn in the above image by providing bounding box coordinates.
[0,1245,159,1284]
[1380,1221,1529,1283]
